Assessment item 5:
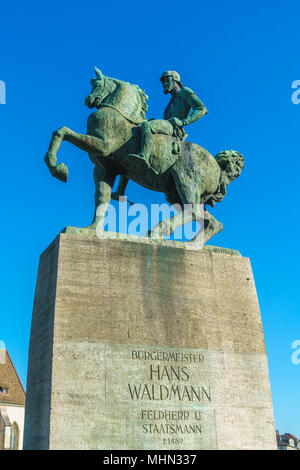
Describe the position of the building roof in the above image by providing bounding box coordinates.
[285,433,298,443]
[0,349,25,405]
[276,431,300,450]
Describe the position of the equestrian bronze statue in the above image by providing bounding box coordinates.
[45,67,244,244]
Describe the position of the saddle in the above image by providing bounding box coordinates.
[123,134,184,177]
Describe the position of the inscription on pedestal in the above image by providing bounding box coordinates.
[104,343,217,449]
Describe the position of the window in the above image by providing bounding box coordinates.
[10,422,19,450]
[0,386,8,395]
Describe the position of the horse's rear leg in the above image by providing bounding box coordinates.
[151,204,203,238]
[45,126,115,182]
[199,210,223,244]
[150,174,223,246]
[157,204,222,247]
[171,174,223,246]
[87,165,116,233]
[161,202,223,245]
[147,178,185,237]
[149,174,199,238]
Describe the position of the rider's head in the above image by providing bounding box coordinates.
[160,71,182,94]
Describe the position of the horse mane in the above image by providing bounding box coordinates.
[132,83,148,116]
[206,150,244,207]
[102,76,148,124]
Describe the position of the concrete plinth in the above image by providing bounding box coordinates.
[23,232,276,450]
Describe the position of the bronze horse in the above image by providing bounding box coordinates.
[45,67,244,245]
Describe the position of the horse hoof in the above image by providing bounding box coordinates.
[44,153,68,182]
[55,163,68,183]
[147,227,164,239]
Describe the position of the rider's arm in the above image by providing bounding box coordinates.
[181,88,208,126]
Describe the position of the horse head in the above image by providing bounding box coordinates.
[85,67,113,109]
[85,67,148,124]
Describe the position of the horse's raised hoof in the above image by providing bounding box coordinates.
[53,163,68,183]
[44,153,68,183]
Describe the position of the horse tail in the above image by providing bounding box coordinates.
[206,150,244,207]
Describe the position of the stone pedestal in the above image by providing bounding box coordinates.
[23,232,276,450]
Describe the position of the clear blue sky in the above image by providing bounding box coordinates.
[1,0,299,438]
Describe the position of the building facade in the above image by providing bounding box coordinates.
[0,349,26,450]
[276,430,300,450]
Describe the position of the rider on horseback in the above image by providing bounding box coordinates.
[45,66,244,243]
[113,71,208,198]
[139,70,208,167]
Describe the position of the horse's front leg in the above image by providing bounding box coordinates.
[44,127,70,182]
[87,165,116,233]
[44,126,114,182]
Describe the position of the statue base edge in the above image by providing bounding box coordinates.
[61,226,242,256]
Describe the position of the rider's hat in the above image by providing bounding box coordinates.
[160,70,183,88]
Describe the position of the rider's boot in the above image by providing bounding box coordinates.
[128,122,159,174]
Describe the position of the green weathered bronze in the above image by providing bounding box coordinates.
[45,68,244,244]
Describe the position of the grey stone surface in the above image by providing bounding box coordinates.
[23,233,277,449]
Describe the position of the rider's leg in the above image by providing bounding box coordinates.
[140,120,174,161]
[140,121,153,160]
[127,119,174,175]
